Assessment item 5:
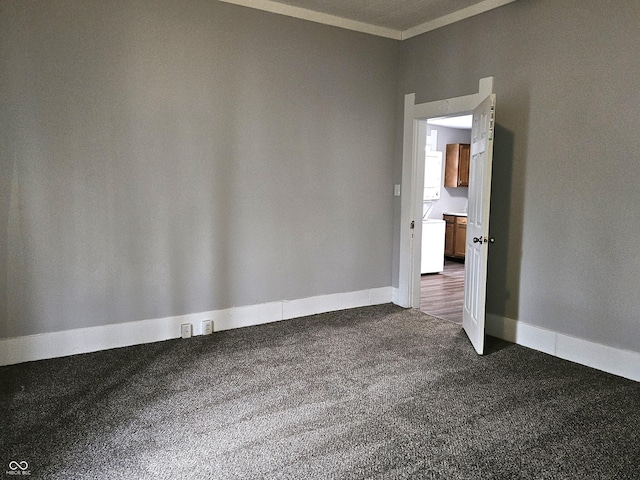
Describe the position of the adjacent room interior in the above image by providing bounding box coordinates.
[419,114,471,324]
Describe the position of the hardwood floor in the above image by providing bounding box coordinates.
[420,258,465,325]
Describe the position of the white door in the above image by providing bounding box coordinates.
[463,94,496,354]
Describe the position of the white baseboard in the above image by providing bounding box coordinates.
[7,292,635,383]
[391,287,401,305]
[486,314,640,383]
[0,286,393,367]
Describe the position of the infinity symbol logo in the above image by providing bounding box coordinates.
[8,461,29,471]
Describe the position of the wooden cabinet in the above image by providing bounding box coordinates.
[444,217,454,257]
[444,214,467,260]
[444,143,470,187]
[454,216,467,258]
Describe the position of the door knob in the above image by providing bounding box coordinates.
[473,236,495,244]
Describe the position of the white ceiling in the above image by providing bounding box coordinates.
[219,0,517,40]
[428,115,472,130]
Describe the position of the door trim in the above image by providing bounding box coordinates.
[397,77,494,308]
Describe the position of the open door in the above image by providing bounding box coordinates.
[463,93,496,354]
[398,77,494,309]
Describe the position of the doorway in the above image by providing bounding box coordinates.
[419,114,471,325]
[397,77,493,309]
[397,77,495,353]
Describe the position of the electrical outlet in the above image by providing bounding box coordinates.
[181,323,192,339]
[202,320,213,336]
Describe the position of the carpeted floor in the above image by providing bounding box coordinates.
[1,304,639,479]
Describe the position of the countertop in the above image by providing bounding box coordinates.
[443,212,467,217]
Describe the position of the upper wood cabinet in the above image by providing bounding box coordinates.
[444,143,470,187]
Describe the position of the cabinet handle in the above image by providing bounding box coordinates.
[473,236,483,243]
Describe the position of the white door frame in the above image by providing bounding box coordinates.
[396,77,494,308]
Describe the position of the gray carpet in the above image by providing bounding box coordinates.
[1,304,639,479]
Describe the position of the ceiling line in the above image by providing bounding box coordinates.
[218,0,518,41]
[218,0,402,40]
[402,0,518,40]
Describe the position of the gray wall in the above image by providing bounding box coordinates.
[0,0,399,337]
[398,0,640,353]
[3,0,639,357]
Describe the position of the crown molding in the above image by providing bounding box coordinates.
[401,0,518,40]
[218,0,518,41]
[218,0,402,40]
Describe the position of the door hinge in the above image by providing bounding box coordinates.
[489,101,496,140]
[410,220,415,229]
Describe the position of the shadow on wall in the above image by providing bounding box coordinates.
[0,133,13,331]
[486,123,522,320]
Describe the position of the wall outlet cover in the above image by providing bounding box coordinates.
[181,323,192,339]
[202,320,213,335]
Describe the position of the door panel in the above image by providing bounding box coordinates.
[462,93,496,354]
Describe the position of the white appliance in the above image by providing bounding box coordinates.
[421,219,445,274]
[424,151,442,200]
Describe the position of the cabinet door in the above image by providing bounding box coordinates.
[454,217,467,258]
[458,144,470,187]
[444,216,454,256]
[444,144,460,187]
[444,144,471,187]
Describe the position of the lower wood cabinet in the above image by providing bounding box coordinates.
[444,214,467,260]
[444,219,454,257]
